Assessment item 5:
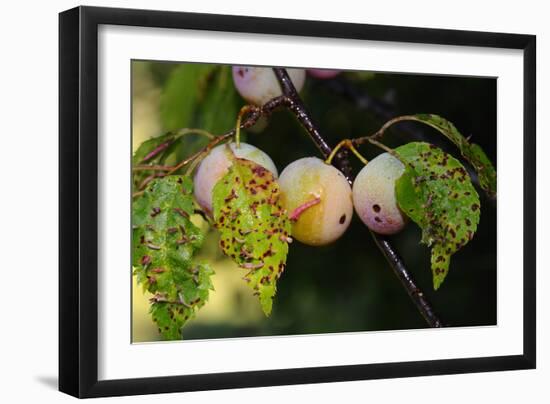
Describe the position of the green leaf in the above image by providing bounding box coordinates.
[132,132,175,166]
[132,175,214,340]
[132,132,176,193]
[461,142,497,198]
[410,114,496,198]
[160,64,216,131]
[160,65,243,164]
[149,262,214,340]
[212,154,292,315]
[197,66,242,134]
[395,142,480,290]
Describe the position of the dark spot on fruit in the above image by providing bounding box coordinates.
[374,217,382,223]
[471,204,479,211]
[372,204,381,213]
[339,214,346,224]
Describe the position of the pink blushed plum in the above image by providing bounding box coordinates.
[307,69,341,79]
[193,142,278,215]
[232,66,306,106]
[352,152,407,235]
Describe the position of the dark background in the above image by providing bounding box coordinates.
[132,61,497,341]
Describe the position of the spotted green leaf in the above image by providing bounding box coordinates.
[132,132,177,193]
[132,132,175,166]
[395,142,480,290]
[409,114,496,198]
[212,155,292,316]
[132,175,214,340]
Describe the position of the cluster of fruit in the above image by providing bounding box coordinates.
[194,143,406,246]
[193,66,407,246]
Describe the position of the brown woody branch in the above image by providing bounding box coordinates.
[273,68,443,328]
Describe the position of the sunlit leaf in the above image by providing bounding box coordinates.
[212,155,291,315]
[132,175,214,339]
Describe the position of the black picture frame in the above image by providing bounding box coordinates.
[59,5,536,398]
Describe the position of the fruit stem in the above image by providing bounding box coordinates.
[235,105,256,149]
[325,139,368,166]
[176,127,215,140]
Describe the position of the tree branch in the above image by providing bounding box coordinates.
[273,68,443,328]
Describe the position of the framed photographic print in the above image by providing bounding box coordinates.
[59,5,536,398]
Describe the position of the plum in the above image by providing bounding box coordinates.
[278,157,353,246]
[352,152,407,235]
[232,66,306,106]
[193,142,278,214]
[307,69,341,79]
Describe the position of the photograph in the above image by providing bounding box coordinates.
[131,60,497,343]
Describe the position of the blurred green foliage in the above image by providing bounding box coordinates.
[132,61,497,342]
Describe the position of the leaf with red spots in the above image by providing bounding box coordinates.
[395,142,480,290]
[408,114,496,198]
[212,157,292,316]
[132,132,177,193]
[132,175,214,340]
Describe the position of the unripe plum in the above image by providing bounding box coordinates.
[278,157,353,246]
[194,142,278,214]
[352,152,407,235]
[232,66,306,106]
[307,69,341,79]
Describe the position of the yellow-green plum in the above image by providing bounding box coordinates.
[352,152,407,235]
[232,66,306,106]
[193,142,278,215]
[278,157,353,246]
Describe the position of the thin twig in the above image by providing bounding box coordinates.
[133,164,173,172]
[354,115,422,145]
[273,68,443,328]
[134,109,268,176]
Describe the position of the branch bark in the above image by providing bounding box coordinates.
[273,67,443,328]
